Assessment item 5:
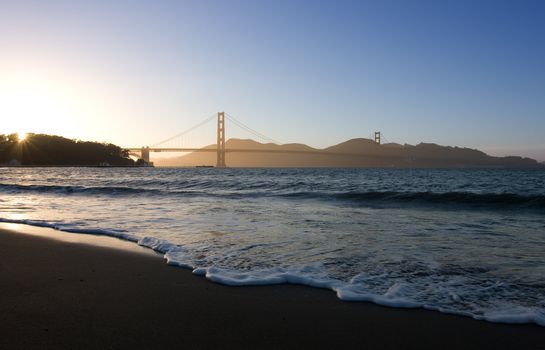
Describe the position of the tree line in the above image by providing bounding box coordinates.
[0,133,137,166]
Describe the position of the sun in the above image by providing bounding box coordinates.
[1,75,87,142]
[18,132,27,142]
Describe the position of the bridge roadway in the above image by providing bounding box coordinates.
[124,148,367,156]
[126,148,324,154]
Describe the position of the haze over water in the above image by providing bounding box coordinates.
[1,167,544,326]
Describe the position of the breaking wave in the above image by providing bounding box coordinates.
[2,182,544,211]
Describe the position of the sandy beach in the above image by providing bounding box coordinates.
[0,224,542,349]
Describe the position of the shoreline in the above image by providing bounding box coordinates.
[0,224,543,349]
[2,165,545,169]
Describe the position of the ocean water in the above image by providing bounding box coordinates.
[1,167,544,326]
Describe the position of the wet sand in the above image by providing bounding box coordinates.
[0,225,543,349]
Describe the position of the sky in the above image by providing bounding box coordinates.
[1,0,544,161]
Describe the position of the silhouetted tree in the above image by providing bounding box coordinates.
[0,133,136,166]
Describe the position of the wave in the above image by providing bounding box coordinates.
[2,182,544,210]
[0,183,174,196]
[282,191,545,210]
[0,217,139,242]
[1,217,544,328]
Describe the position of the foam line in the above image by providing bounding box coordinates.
[1,217,543,328]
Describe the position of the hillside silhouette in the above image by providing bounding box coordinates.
[156,138,543,168]
[0,133,135,166]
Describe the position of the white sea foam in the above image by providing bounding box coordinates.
[138,236,180,253]
[2,216,545,327]
[335,283,422,308]
[483,308,545,327]
[201,266,340,289]
[0,217,139,242]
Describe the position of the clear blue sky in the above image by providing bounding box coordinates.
[1,0,544,160]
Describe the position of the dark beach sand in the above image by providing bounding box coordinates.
[0,225,543,350]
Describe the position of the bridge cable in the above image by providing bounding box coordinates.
[151,113,217,147]
[225,113,281,145]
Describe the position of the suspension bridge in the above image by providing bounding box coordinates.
[125,112,382,167]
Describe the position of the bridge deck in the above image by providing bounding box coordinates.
[126,148,347,155]
[125,148,387,158]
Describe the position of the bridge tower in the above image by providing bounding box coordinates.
[141,146,150,163]
[374,131,381,144]
[217,111,226,167]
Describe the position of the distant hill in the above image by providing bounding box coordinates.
[0,133,135,166]
[155,138,543,168]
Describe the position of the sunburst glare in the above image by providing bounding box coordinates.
[17,132,27,142]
